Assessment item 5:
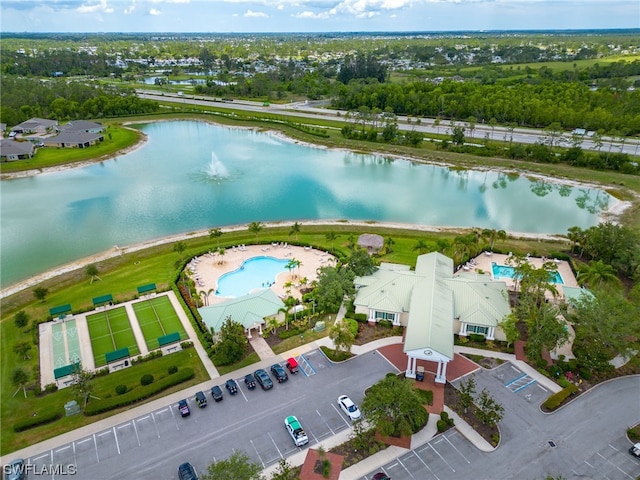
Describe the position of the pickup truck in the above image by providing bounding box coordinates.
[285,415,309,447]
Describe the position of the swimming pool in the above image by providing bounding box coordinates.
[491,262,564,284]
[216,256,290,297]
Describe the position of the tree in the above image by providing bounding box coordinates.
[209,227,223,248]
[361,374,428,438]
[451,125,466,145]
[498,313,520,349]
[488,117,498,140]
[466,116,477,138]
[13,342,32,360]
[33,287,49,302]
[413,239,429,255]
[325,231,339,253]
[265,316,280,335]
[217,247,226,265]
[566,226,586,257]
[577,260,621,290]
[289,222,301,240]
[11,367,29,398]
[458,375,476,413]
[476,388,504,427]
[212,317,248,366]
[347,248,377,277]
[86,264,101,284]
[314,266,355,313]
[269,458,297,480]
[173,241,187,260]
[71,366,95,409]
[248,221,263,242]
[14,310,29,329]
[329,320,356,354]
[384,236,395,254]
[481,228,506,251]
[201,451,263,480]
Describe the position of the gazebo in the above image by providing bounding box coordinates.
[357,233,384,254]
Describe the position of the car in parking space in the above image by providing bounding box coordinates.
[178,399,190,417]
[244,373,256,390]
[338,395,362,421]
[630,442,640,458]
[177,462,198,480]
[284,415,309,447]
[270,363,289,383]
[195,391,207,408]
[372,473,390,480]
[225,378,238,395]
[210,385,223,402]
[3,459,25,480]
[254,369,273,390]
[286,357,299,374]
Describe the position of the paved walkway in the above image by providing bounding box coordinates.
[248,335,277,361]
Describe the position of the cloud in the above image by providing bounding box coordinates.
[77,0,114,14]
[244,9,268,17]
[292,0,414,20]
[149,8,161,15]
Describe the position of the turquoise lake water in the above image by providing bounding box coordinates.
[0,120,612,288]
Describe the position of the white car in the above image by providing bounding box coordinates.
[338,395,362,421]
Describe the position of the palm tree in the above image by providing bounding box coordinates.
[209,227,223,249]
[567,226,586,257]
[86,264,102,284]
[284,281,293,296]
[289,222,301,240]
[413,239,429,255]
[199,290,208,307]
[577,260,621,290]
[325,231,338,253]
[435,238,450,254]
[248,221,263,242]
[266,316,280,335]
[285,258,297,278]
[384,236,395,254]
[481,228,507,252]
[217,247,226,265]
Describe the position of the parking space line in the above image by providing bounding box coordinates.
[442,434,471,464]
[113,427,121,455]
[514,379,536,392]
[93,434,100,463]
[330,403,351,427]
[156,407,169,414]
[170,402,180,430]
[267,432,284,460]
[250,439,265,468]
[597,452,634,479]
[429,443,455,472]
[505,373,526,387]
[117,422,131,430]
[55,445,71,453]
[133,419,141,446]
[410,449,440,480]
[76,438,92,445]
[151,412,160,438]
[97,431,111,437]
[316,409,335,435]
[33,453,48,461]
[72,441,76,466]
[396,457,416,479]
[237,381,249,402]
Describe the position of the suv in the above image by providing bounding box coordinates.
[244,373,256,390]
[210,385,223,402]
[254,369,273,390]
[284,416,309,447]
[178,399,190,417]
[286,357,299,374]
[225,379,238,395]
[195,391,207,408]
[270,363,289,383]
[177,462,198,480]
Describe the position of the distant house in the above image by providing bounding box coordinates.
[197,288,284,338]
[0,139,35,161]
[11,118,58,135]
[353,252,511,383]
[57,120,104,134]
[43,131,105,149]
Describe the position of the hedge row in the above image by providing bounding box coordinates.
[278,328,303,339]
[84,367,195,416]
[542,384,579,411]
[14,411,63,433]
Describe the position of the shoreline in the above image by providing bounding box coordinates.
[0,219,570,300]
[0,117,632,298]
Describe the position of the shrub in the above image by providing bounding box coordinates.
[278,328,302,339]
[345,318,358,337]
[354,313,368,323]
[542,384,579,411]
[469,333,486,343]
[440,411,454,426]
[85,368,195,416]
[115,385,128,395]
[378,319,392,328]
[168,365,178,374]
[140,374,154,386]
[14,310,29,328]
[44,383,58,394]
[557,377,571,388]
[436,419,448,433]
[414,388,433,406]
[14,411,62,432]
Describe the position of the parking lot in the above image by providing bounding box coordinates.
[24,349,397,479]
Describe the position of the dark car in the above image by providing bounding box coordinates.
[270,363,289,383]
[195,391,207,408]
[3,459,25,480]
[372,473,391,480]
[225,379,238,395]
[244,373,256,390]
[210,385,223,402]
[178,399,190,417]
[177,462,198,480]
[254,369,273,390]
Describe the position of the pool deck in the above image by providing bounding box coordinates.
[190,244,336,306]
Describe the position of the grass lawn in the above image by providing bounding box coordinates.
[86,307,140,367]
[132,296,187,351]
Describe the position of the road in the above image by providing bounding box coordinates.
[137,90,640,156]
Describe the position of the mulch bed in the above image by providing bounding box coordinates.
[330,430,387,468]
[353,322,402,345]
[300,449,344,480]
[444,382,499,447]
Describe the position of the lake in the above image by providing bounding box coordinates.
[0,120,612,288]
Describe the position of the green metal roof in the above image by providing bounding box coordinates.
[444,277,511,327]
[198,289,284,333]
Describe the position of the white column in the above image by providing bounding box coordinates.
[487,327,495,340]
[406,356,416,378]
[459,323,467,336]
[435,361,448,384]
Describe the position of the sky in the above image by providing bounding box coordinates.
[1,0,638,33]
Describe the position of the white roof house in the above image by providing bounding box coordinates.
[354,252,511,382]
[198,288,284,337]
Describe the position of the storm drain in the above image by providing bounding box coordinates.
[548,440,557,448]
